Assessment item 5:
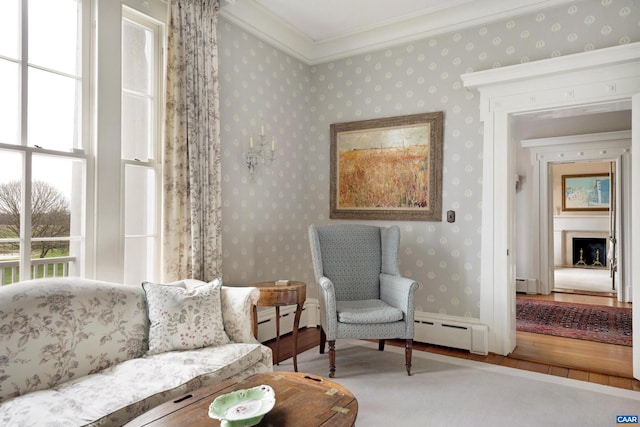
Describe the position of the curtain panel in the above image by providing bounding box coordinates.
[163,0,222,282]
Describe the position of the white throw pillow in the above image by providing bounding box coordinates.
[142,279,230,355]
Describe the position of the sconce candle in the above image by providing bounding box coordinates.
[243,128,277,181]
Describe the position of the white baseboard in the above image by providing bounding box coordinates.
[256,299,489,356]
[255,300,318,343]
[414,311,489,355]
[516,277,538,294]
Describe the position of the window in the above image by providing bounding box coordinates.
[121,8,163,285]
[0,0,166,286]
[0,0,86,285]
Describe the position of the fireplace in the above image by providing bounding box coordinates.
[572,237,607,268]
[562,230,608,268]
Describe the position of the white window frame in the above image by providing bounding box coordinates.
[0,0,90,283]
[91,0,165,283]
[121,5,164,284]
[1,0,166,285]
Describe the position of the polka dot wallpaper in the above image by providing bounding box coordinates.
[218,0,640,319]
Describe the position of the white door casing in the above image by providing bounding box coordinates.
[521,131,632,300]
[462,41,640,382]
[632,93,639,379]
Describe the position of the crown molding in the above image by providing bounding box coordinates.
[461,42,640,89]
[220,0,575,65]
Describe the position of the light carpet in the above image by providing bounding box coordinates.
[274,339,640,427]
[554,267,613,293]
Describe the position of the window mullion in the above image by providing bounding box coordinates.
[20,151,32,281]
[18,0,30,280]
[20,0,28,148]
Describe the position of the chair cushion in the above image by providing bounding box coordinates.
[336,299,404,324]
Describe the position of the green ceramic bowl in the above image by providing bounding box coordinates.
[208,384,276,427]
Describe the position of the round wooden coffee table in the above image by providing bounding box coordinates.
[125,371,357,427]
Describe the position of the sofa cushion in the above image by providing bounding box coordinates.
[143,279,230,355]
[0,343,268,427]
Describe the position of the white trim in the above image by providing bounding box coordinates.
[632,93,640,379]
[414,311,489,355]
[521,130,632,148]
[255,300,318,343]
[220,0,573,65]
[461,43,640,89]
[93,0,124,282]
[299,299,489,356]
[462,42,640,359]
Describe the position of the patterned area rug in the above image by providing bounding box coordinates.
[516,298,632,347]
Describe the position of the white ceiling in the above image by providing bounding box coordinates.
[220,0,574,64]
[253,0,473,42]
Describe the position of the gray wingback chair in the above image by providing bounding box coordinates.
[308,224,418,378]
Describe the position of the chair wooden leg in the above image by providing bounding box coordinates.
[328,340,336,378]
[319,328,326,354]
[378,339,385,351]
[405,339,413,376]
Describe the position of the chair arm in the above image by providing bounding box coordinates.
[318,276,339,340]
[220,286,261,344]
[380,274,418,321]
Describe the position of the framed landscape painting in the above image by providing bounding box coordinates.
[562,173,611,211]
[330,112,443,221]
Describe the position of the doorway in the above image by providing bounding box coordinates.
[461,41,640,381]
[550,161,617,296]
[515,130,631,370]
[518,129,631,301]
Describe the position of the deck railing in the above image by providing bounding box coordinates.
[0,256,76,286]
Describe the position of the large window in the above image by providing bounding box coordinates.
[0,0,165,286]
[0,0,86,285]
[121,8,163,285]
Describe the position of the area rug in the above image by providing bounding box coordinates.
[275,339,640,427]
[516,298,632,346]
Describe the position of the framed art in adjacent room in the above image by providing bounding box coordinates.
[562,173,611,211]
[330,112,443,221]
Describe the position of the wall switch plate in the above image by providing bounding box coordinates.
[447,210,455,223]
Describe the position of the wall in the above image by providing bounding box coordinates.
[218,23,313,286]
[218,0,640,319]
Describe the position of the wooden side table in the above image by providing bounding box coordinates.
[252,281,306,372]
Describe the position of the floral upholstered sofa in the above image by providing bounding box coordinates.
[0,277,272,426]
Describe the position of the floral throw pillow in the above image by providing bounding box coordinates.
[142,279,230,355]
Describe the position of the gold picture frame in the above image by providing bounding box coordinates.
[330,112,443,221]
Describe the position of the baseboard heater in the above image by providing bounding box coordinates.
[413,312,488,355]
[516,277,537,294]
[255,300,319,343]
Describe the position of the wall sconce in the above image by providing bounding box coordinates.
[243,125,276,181]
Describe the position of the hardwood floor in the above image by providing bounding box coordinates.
[512,292,633,378]
[265,292,639,392]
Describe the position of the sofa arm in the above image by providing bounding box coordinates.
[221,286,260,344]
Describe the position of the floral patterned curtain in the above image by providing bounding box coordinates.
[163,0,222,282]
